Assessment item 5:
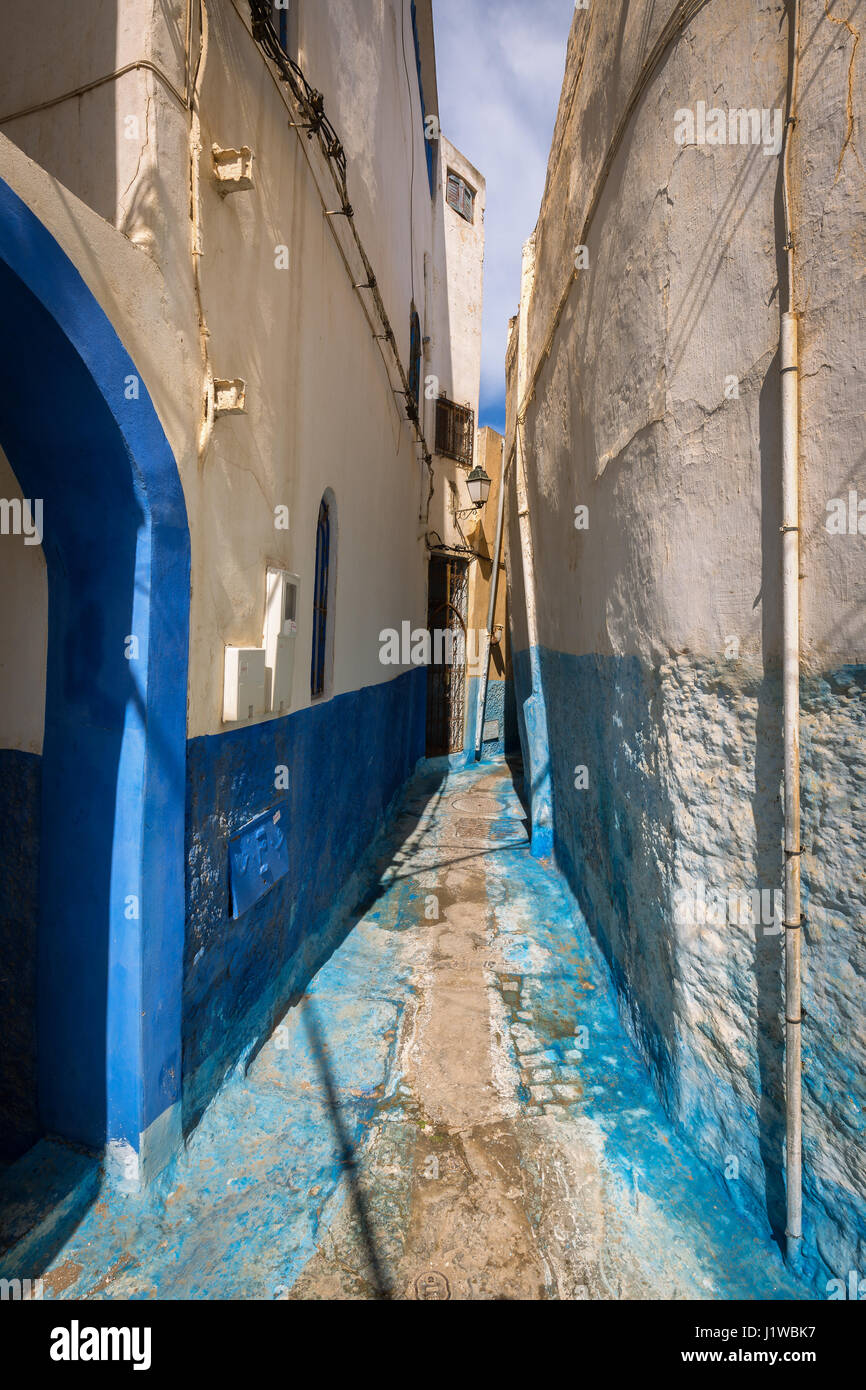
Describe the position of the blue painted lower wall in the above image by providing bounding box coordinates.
[513,642,866,1294]
[183,665,427,1132]
[0,749,41,1160]
[0,669,425,1165]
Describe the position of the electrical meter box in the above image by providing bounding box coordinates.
[264,569,299,714]
[223,646,266,723]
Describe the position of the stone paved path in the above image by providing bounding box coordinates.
[2,760,808,1300]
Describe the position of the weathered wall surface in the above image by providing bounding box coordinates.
[0,0,438,727]
[185,0,437,731]
[0,0,164,238]
[507,0,865,1289]
[429,136,485,444]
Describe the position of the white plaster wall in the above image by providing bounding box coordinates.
[514,0,865,672]
[0,0,468,740]
[430,136,485,422]
[188,0,436,732]
[0,447,47,754]
[467,425,508,641]
[507,0,866,1280]
[427,134,486,547]
[0,0,188,256]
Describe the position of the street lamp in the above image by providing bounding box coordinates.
[466,464,491,509]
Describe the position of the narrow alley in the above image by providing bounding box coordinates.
[0,0,863,1351]
[5,761,805,1301]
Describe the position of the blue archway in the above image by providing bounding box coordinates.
[0,178,190,1176]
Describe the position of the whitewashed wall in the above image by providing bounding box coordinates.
[0,0,457,736]
[427,133,486,549]
[507,0,866,1289]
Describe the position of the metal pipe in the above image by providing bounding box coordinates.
[780,0,802,1265]
[474,434,507,758]
[514,236,542,668]
[781,310,801,1262]
[515,415,542,683]
[510,234,553,857]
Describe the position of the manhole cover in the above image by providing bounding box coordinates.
[415,1270,451,1301]
[450,794,523,820]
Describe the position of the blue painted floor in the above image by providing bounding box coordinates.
[0,760,810,1299]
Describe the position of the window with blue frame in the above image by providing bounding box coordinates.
[409,306,422,410]
[311,496,330,698]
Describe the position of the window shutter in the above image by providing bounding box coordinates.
[446,172,474,223]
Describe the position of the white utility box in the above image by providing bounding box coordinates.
[263,569,300,715]
[223,646,266,723]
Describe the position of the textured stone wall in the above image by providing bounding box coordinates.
[507,0,865,1290]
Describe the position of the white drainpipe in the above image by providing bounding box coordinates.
[781,306,801,1263]
[780,0,802,1264]
[514,234,542,673]
[510,235,554,856]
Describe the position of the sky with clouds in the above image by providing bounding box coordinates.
[432,0,575,433]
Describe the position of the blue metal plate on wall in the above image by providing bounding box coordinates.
[228,803,290,919]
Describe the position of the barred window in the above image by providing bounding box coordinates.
[446,171,474,223]
[435,396,474,465]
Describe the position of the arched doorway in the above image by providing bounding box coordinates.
[0,179,190,1182]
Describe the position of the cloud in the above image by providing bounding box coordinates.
[432,0,574,429]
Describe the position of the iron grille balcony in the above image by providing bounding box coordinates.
[435,396,474,466]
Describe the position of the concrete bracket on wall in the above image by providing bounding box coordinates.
[211,145,255,195]
[213,378,247,415]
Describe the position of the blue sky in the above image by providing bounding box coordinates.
[432,0,575,433]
